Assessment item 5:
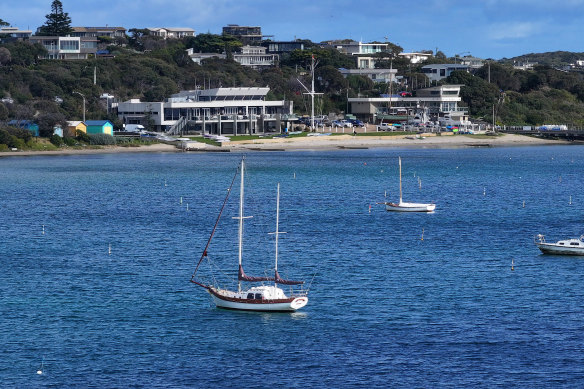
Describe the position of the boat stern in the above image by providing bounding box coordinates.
[290,296,308,310]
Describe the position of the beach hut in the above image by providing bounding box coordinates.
[7,120,40,136]
[85,120,114,136]
[67,121,87,136]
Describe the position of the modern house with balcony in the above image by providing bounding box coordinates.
[29,36,98,59]
[338,68,398,83]
[265,40,304,53]
[117,87,292,135]
[327,40,391,69]
[0,27,33,41]
[233,46,278,68]
[70,27,127,39]
[186,46,277,69]
[348,85,468,125]
[222,25,266,45]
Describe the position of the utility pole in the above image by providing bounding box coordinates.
[73,91,86,122]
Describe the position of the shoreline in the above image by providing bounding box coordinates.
[0,133,575,157]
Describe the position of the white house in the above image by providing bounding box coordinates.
[338,68,398,83]
[398,52,433,64]
[28,36,97,59]
[421,64,470,83]
[147,27,195,39]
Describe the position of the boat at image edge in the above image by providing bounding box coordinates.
[190,157,308,312]
[380,157,436,212]
[535,234,584,256]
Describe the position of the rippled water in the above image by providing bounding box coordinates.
[1,146,584,387]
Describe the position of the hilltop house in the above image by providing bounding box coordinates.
[146,28,195,39]
[29,36,98,59]
[421,64,470,83]
[70,27,127,39]
[338,68,398,84]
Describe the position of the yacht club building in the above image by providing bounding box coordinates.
[117,87,292,134]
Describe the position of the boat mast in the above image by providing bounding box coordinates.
[274,183,280,286]
[399,157,403,204]
[237,158,247,292]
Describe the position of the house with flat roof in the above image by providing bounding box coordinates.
[233,46,278,68]
[222,25,265,45]
[265,41,304,53]
[147,28,195,39]
[327,40,392,69]
[348,85,466,123]
[0,27,32,40]
[70,27,127,38]
[421,64,470,82]
[338,68,398,83]
[117,87,291,135]
[398,52,433,64]
[29,36,97,59]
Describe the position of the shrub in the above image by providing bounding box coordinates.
[88,133,116,145]
[75,130,91,143]
[50,134,64,146]
[63,137,76,146]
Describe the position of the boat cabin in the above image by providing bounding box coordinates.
[241,285,287,300]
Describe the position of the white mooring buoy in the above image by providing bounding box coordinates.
[511,258,515,271]
[108,244,111,255]
[180,196,183,204]
[42,225,45,235]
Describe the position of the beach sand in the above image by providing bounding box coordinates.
[0,133,571,157]
[224,132,569,151]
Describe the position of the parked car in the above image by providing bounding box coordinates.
[332,120,343,127]
[350,119,365,127]
[340,120,353,128]
[377,123,392,131]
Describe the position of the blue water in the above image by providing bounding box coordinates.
[1,146,584,387]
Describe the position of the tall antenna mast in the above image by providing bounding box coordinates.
[297,55,322,130]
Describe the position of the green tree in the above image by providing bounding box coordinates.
[0,18,9,26]
[37,0,73,36]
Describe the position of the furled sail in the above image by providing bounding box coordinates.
[238,264,275,282]
[274,270,304,285]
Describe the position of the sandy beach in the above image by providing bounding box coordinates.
[0,133,572,157]
[223,132,570,151]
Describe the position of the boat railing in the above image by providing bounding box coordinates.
[535,234,546,243]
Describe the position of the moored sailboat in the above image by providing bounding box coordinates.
[380,157,436,212]
[191,158,308,312]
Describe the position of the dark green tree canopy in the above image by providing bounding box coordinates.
[37,0,73,36]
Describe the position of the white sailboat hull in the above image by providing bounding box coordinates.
[385,202,436,212]
[209,289,308,312]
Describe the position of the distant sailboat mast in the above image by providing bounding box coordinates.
[270,183,287,287]
[399,156,403,204]
[234,158,252,292]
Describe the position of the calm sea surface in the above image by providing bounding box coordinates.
[1,146,584,387]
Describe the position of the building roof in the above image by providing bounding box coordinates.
[85,120,113,126]
[67,121,84,127]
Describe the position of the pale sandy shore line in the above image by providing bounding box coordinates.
[0,134,574,157]
[224,133,571,151]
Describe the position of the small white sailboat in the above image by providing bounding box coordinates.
[381,157,436,212]
[191,158,308,312]
[535,234,584,256]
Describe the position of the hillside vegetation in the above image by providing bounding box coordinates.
[1,37,584,140]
